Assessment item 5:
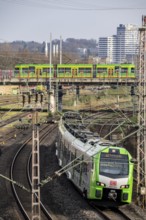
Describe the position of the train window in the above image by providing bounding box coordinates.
[58,68,64,73]
[14,68,19,74]
[85,68,91,73]
[131,68,135,73]
[22,68,29,73]
[63,146,67,158]
[82,162,87,175]
[71,152,75,161]
[58,140,63,157]
[79,68,84,73]
[115,66,120,72]
[65,68,71,73]
[78,68,91,74]
[74,158,81,172]
[43,68,50,73]
[97,68,107,73]
[121,68,128,73]
[29,66,35,72]
[100,153,129,178]
[66,146,70,161]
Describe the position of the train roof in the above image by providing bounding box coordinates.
[59,111,128,157]
[15,63,135,67]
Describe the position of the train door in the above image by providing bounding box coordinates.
[108,68,114,77]
[93,64,97,78]
[115,66,120,77]
[72,68,78,78]
[36,68,42,78]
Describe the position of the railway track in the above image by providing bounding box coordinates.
[10,123,57,220]
[89,202,133,220]
[0,112,29,128]
[0,109,144,219]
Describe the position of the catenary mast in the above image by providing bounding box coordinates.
[137,15,146,208]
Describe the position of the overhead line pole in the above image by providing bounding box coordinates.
[31,111,41,220]
[48,33,52,114]
[137,15,146,208]
[50,33,52,91]
[60,36,62,64]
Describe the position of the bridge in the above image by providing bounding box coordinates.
[0,74,137,86]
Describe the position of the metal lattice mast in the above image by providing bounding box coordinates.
[137,15,146,208]
[32,111,41,220]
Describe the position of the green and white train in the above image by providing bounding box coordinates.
[56,111,134,206]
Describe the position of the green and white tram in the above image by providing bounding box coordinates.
[56,111,134,206]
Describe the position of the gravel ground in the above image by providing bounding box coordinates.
[0,127,30,220]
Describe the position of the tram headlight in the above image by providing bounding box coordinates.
[120,184,129,189]
[96,181,106,187]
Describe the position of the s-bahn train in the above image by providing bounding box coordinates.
[56,111,134,206]
[14,63,135,79]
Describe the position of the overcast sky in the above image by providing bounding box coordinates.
[0,0,146,43]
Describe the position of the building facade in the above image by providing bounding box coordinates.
[116,24,139,63]
[98,24,139,64]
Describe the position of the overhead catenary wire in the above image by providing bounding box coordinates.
[1,0,146,11]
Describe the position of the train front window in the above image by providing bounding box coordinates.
[99,152,129,178]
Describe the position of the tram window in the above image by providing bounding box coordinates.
[121,68,128,73]
[115,66,120,72]
[131,68,135,73]
[78,68,91,74]
[14,68,19,74]
[43,68,50,73]
[97,68,107,73]
[85,68,91,73]
[79,68,84,73]
[22,68,29,73]
[29,66,35,72]
[58,68,64,73]
[65,68,71,73]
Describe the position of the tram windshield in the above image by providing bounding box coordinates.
[99,152,129,178]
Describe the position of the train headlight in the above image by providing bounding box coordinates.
[120,184,129,189]
[96,181,106,187]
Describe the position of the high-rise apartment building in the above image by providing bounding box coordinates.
[116,24,139,63]
[98,36,117,63]
[98,24,139,64]
[98,37,108,59]
[107,35,117,63]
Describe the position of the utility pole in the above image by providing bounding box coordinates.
[32,111,41,220]
[137,15,146,208]
[22,94,42,219]
[60,36,62,64]
[48,33,53,114]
